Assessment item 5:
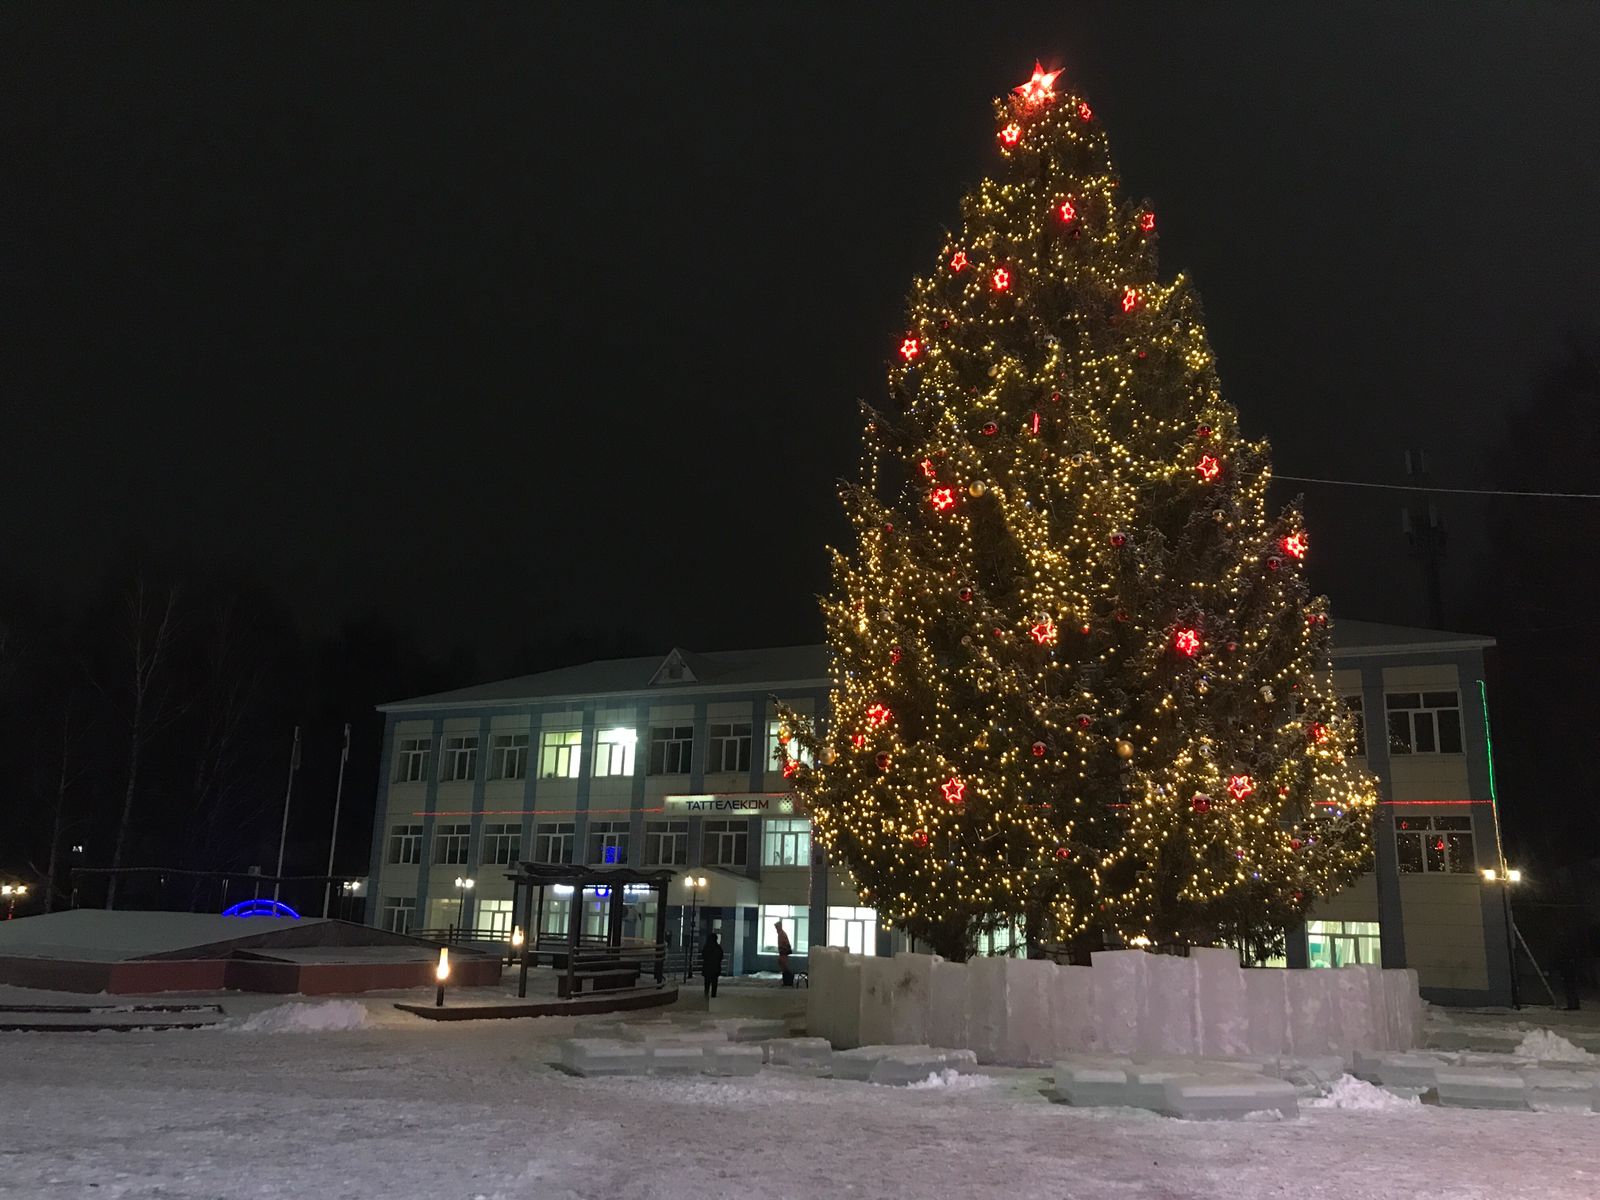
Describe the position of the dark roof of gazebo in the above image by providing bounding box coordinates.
[505,863,677,887]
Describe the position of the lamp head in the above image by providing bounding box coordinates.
[435,947,451,981]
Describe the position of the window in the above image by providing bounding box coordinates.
[707,721,752,774]
[433,823,471,865]
[441,735,479,782]
[387,823,423,865]
[476,898,515,938]
[644,820,689,866]
[587,820,631,865]
[1395,814,1477,874]
[1344,695,1366,757]
[1386,691,1463,755]
[533,822,575,864]
[759,904,809,954]
[594,727,638,777]
[482,822,521,865]
[762,818,811,867]
[1306,920,1381,968]
[490,732,529,780]
[767,720,814,774]
[396,737,431,783]
[540,729,583,779]
[380,896,415,935]
[975,919,1025,958]
[649,725,694,775]
[828,905,878,956]
[703,819,748,867]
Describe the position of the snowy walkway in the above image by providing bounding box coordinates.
[4,991,1598,1199]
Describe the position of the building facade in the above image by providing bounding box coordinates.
[366,621,1511,1004]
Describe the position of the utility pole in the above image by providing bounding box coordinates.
[273,726,302,903]
[322,723,352,919]
[1401,449,1447,627]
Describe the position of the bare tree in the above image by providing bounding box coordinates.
[39,699,89,911]
[101,576,182,909]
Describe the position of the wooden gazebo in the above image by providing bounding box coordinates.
[504,863,675,999]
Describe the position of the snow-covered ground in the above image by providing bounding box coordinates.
[4,987,1598,1199]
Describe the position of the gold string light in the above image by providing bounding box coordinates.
[778,63,1377,961]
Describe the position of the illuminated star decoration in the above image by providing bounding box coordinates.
[998,122,1021,146]
[1227,774,1256,802]
[1057,197,1076,222]
[1196,454,1222,482]
[930,486,956,512]
[919,458,938,479]
[1173,627,1201,657]
[899,335,921,361]
[1013,61,1062,106]
[1030,617,1057,646]
[950,250,968,272]
[1139,210,1156,233]
[1282,531,1309,559]
[941,776,967,805]
[865,702,892,728]
[991,267,1011,291]
[782,757,800,779]
[1121,286,1140,313]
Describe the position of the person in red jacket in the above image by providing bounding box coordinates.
[775,918,794,987]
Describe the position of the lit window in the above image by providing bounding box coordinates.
[1394,815,1476,874]
[649,725,694,775]
[758,904,809,954]
[1306,920,1381,967]
[827,906,878,956]
[539,729,583,779]
[766,720,813,775]
[482,822,521,865]
[707,721,753,774]
[475,898,514,938]
[490,733,529,780]
[762,818,811,867]
[593,728,637,777]
[703,819,748,867]
[395,737,431,783]
[441,735,479,782]
[432,823,471,865]
[643,820,688,866]
[586,820,630,865]
[533,822,575,864]
[1385,691,1462,755]
[386,823,423,865]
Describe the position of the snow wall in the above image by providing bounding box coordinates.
[806,947,1422,1066]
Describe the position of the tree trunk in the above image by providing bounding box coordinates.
[105,729,141,909]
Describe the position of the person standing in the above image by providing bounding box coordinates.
[775,918,794,987]
[702,931,724,1000]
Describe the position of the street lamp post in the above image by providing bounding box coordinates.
[434,946,450,1007]
[682,875,707,982]
[1482,867,1523,1009]
[453,876,474,941]
[1,884,28,920]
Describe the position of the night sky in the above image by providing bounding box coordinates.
[6,4,1599,672]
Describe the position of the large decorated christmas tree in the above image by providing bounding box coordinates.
[780,64,1377,962]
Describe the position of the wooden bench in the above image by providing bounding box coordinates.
[557,967,641,998]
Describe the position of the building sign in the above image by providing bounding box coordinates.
[663,793,798,817]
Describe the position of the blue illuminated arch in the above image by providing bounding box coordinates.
[222,898,301,919]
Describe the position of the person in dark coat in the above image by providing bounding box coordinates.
[775,919,794,987]
[702,932,724,999]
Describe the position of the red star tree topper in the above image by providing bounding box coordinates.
[776,60,1376,961]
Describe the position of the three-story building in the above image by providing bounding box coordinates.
[366,620,1511,1003]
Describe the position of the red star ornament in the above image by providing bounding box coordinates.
[1013,62,1062,106]
[941,776,967,805]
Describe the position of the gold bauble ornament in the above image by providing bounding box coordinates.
[1196,680,1210,694]
[822,747,838,765]
[968,481,987,497]
[987,363,1001,378]
[1116,740,1134,759]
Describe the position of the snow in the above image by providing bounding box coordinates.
[1515,1029,1593,1062]
[1305,1074,1422,1111]
[5,990,1600,1199]
[905,1068,996,1090]
[230,999,370,1033]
